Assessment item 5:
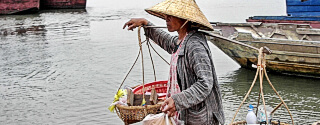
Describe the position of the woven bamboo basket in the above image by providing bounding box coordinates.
[115,103,161,125]
[113,26,166,124]
[115,81,166,124]
[231,121,290,125]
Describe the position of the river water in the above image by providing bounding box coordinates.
[0,0,319,124]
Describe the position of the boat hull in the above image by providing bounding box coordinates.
[209,22,320,77]
[40,0,86,9]
[0,0,40,14]
[247,0,320,28]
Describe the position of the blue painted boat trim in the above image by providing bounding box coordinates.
[287,6,320,13]
[286,0,320,6]
[288,12,320,17]
[250,16,320,21]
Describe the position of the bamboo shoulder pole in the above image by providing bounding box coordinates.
[143,26,261,52]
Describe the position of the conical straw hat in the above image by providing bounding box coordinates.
[145,0,213,31]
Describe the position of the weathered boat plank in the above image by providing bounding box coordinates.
[296,28,320,35]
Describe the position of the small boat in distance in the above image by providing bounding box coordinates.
[0,0,40,14]
[208,22,320,78]
[247,0,320,28]
[0,0,86,15]
[40,0,86,9]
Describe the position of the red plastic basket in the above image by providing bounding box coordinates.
[132,80,168,100]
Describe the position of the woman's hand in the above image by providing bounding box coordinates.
[123,18,148,31]
[161,97,176,117]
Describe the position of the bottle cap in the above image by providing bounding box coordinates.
[249,104,254,109]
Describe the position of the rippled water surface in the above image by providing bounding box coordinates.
[0,0,319,124]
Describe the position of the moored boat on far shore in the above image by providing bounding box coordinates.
[40,0,86,9]
[0,0,86,15]
[0,0,40,15]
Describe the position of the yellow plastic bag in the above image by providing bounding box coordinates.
[142,113,176,125]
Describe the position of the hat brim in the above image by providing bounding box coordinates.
[145,0,214,31]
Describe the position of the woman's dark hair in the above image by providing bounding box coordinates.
[190,22,200,31]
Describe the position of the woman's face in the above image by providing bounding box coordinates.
[164,15,185,32]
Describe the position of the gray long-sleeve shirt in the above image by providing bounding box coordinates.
[144,22,225,125]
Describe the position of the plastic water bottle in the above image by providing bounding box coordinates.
[257,105,273,123]
[246,104,257,124]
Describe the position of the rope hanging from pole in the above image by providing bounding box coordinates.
[148,41,170,65]
[147,38,157,81]
[137,26,146,105]
[230,47,294,125]
[116,26,170,96]
[117,50,140,92]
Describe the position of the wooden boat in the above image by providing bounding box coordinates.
[0,0,40,14]
[247,0,320,28]
[40,0,86,9]
[208,22,320,78]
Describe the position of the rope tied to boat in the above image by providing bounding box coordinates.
[230,47,294,125]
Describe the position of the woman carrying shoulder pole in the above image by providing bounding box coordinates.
[123,0,225,124]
